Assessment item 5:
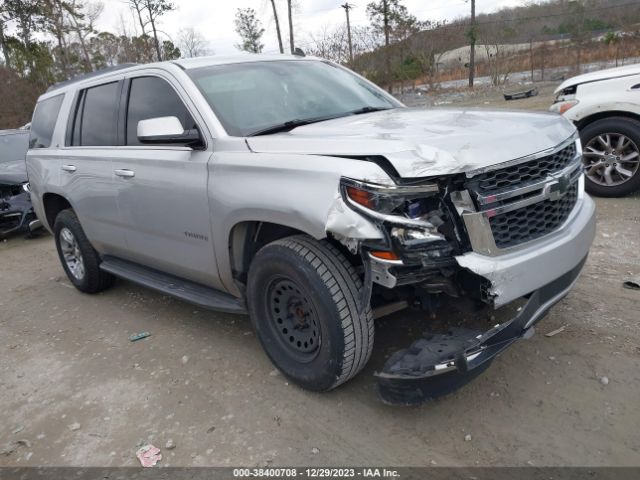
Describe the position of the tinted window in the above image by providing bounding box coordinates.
[126,76,195,146]
[0,132,29,163]
[30,94,64,148]
[74,82,119,146]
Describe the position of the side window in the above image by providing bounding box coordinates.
[126,76,195,146]
[29,94,64,149]
[71,82,119,146]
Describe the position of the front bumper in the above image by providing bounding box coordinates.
[456,192,596,307]
[0,189,36,238]
[376,254,588,406]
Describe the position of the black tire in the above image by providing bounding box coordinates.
[53,209,114,293]
[580,117,640,197]
[246,235,374,391]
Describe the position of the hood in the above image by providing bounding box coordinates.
[0,159,28,184]
[246,108,575,178]
[554,63,640,93]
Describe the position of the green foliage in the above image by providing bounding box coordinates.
[602,31,620,45]
[234,8,264,53]
[366,0,423,43]
[162,40,180,60]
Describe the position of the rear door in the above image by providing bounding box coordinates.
[58,79,128,256]
[110,72,219,288]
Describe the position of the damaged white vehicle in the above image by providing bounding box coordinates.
[26,55,596,405]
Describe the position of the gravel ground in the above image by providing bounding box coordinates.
[1,90,639,467]
[399,82,559,111]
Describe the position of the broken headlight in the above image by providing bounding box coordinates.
[340,178,439,219]
[341,177,455,262]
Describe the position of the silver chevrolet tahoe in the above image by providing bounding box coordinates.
[26,55,596,405]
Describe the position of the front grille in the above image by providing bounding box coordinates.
[489,183,578,248]
[472,143,576,193]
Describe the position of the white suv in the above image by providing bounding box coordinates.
[551,63,640,197]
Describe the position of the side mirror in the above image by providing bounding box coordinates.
[137,116,202,147]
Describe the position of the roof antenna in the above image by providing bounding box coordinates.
[293,47,305,57]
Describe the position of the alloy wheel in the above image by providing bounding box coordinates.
[583,133,640,186]
[59,227,85,280]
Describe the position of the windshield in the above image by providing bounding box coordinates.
[0,132,29,164]
[187,60,402,137]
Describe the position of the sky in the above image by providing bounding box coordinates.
[96,0,525,56]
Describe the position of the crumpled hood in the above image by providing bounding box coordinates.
[0,160,28,184]
[246,108,576,178]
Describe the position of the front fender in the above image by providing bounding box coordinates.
[209,152,390,295]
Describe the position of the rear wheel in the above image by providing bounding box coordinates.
[53,209,114,293]
[247,235,374,391]
[580,117,640,197]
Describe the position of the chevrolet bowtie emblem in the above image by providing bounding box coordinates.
[548,172,571,200]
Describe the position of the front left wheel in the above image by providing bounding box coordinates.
[246,235,374,391]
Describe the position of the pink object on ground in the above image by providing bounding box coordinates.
[136,444,162,467]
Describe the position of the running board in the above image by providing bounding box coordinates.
[100,256,247,314]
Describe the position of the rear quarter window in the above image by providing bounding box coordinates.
[29,94,64,149]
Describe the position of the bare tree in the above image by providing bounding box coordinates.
[127,0,174,61]
[287,0,294,53]
[479,24,517,86]
[177,27,209,58]
[68,0,104,71]
[144,0,174,61]
[268,0,284,54]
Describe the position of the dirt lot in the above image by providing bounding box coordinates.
[1,87,640,467]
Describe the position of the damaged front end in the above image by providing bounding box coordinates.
[0,182,37,239]
[331,136,595,405]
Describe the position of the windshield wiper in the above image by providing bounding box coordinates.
[349,106,393,115]
[249,119,318,136]
[249,112,353,136]
[248,107,393,136]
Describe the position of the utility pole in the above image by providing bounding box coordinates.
[287,0,294,54]
[468,0,475,89]
[383,0,391,93]
[529,37,534,82]
[341,3,354,64]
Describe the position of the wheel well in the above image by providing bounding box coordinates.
[229,222,306,285]
[576,111,640,130]
[228,221,358,286]
[42,193,72,230]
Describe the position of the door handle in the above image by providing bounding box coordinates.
[114,169,135,178]
[61,165,76,172]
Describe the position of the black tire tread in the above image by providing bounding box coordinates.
[268,235,374,388]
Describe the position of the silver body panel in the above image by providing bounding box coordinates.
[26,55,594,306]
[456,187,596,307]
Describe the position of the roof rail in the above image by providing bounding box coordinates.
[46,63,138,92]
